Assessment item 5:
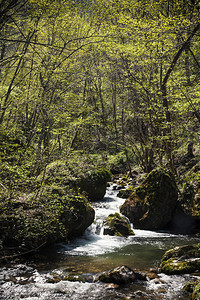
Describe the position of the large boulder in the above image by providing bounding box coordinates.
[79,168,111,201]
[0,186,95,252]
[37,160,111,202]
[103,213,135,237]
[120,169,178,230]
[160,243,200,275]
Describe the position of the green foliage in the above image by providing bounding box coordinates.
[193,280,200,300]
[0,0,200,255]
[1,0,200,175]
[0,181,94,250]
[0,129,23,161]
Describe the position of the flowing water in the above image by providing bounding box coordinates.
[0,185,199,299]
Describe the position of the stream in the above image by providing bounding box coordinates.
[0,184,199,299]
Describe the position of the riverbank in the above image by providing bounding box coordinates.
[0,185,199,299]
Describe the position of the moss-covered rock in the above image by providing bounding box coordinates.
[0,185,95,253]
[0,155,113,258]
[117,186,135,199]
[184,279,200,299]
[79,168,112,201]
[38,160,111,202]
[116,172,132,186]
[160,244,200,275]
[120,168,178,230]
[192,280,200,300]
[103,213,135,237]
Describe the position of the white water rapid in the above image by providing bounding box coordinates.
[0,184,199,300]
[59,184,177,257]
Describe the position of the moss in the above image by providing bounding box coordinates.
[107,151,131,174]
[0,154,112,257]
[98,273,111,282]
[160,244,200,275]
[184,281,195,293]
[161,259,200,275]
[79,168,112,201]
[120,168,178,230]
[116,173,132,186]
[129,169,178,206]
[0,185,95,252]
[192,280,200,300]
[162,244,200,261]
[37,160,111,202]
[117,186,135,199]
[138,169,177,205]
[63,275,87,282]
[103,213,135,237]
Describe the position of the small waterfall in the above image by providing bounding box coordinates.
[58,184,131,256]
[0,184,199,300]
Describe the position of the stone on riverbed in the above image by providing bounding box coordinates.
[103,213,135,237]
[98,266,146,284]
[160,243,200,275]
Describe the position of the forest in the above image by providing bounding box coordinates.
[1,0,200,245]
[1,0,200,299]
[0,0,199,175]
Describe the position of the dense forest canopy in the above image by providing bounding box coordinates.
[0,0,200,178]
[1,0,200,271]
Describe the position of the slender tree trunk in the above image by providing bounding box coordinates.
[185,45,191,86]
[121,103,133,177]
[0,30,35,124]
[0,43,5,74]
[111,73,118,151]
[160,23,200,173]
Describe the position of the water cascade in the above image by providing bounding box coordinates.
[0,185,199,299]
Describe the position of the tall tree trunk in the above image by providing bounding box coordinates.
[111,73,118,151]
[121,103,133,177]
[0,30,36,124]
[160,23,200,173]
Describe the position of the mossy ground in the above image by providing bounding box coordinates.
[0,151,113,258]
[0,187,94,253]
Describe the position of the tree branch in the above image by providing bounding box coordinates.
[162,23,200,87]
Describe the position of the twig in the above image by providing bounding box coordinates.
[0,182,7,190]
